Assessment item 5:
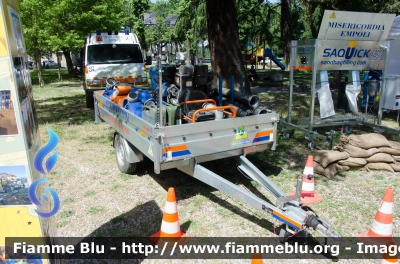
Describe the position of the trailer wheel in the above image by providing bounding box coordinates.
[307,141,315,149]
[283,130,294,139]
[344,125,353,134]
[114,134,137,174]
[283,132,290,139]
[85,92,94,109]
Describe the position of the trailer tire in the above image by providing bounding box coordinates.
[114,134,137,174]
[307,141,315,149]
[86,92,94,109]
[344,125,353,134]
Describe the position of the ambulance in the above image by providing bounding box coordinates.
[83,30,151,108]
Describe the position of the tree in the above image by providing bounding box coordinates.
[144,0,181,59]
[174,0,197,64]
[125,0,151,52]
[206,0,250,93]
[49,0,125,77]
[280,0,291,70]
[20,0,54,86]
[20,0,126,82]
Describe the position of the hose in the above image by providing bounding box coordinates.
[212,87,260,109]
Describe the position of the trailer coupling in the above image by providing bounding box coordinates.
[305,213,341,241]
[178,155,341,241]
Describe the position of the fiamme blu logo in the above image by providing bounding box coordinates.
[28,128,61,218]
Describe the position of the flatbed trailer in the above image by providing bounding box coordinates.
[93,90,341,242]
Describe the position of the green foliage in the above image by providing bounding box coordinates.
[124,0,151,49]
[237,0,283,55]
[143,0,181,53]
[19,0,50,58]
[20,0,126,56]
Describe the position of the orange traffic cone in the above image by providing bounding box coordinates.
[288,155,322,205]
[357,188,394,246]
[381,241,398,264]
[150,187,189,247]
[251,252,263,264]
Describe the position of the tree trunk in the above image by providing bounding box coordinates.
[263,39,266,70]
[281,0,291,70]
[62,49,74,77]
[34,49,44,87]
[202,40,205,59]
[206,0,249,93]
[57,52,62,81]
[186,37,191,65]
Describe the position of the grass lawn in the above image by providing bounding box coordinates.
[32,70,399,264]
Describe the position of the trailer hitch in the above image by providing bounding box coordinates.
[306,214,341,242]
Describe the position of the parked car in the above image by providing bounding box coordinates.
[42,60,57,69]
[28,61,35,69]
[203,58,211,63]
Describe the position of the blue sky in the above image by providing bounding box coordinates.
[0,165,28,178]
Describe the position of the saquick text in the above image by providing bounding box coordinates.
[323,48,370,59]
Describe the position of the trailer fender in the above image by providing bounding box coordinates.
[113,132,143,163]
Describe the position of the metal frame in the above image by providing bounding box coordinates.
[280,39,400,149]
[94,91,341,240]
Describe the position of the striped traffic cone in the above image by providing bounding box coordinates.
[251,252,263,264]
[357,188,394,246]
[288,155,322,205]
[150,187,189,247]
[381,241,398,264]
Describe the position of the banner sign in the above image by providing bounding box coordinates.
[317,40,386,70]
[318,10,395,42]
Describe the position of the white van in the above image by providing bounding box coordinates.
[83,30,151,108]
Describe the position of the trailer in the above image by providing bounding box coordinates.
[93,68,341,242]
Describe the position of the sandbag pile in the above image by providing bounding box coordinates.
[312,133,400,179]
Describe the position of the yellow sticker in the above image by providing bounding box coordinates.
[148,145,153,156]
[231,125,251,146]
[296,56,300,63]
[329,12,336,18]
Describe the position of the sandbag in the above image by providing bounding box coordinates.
[341,144,379,158]
[338,157,367,167]
[365,163,395,172]
[317,82,335,118]
[378,147,400,156]
[333,145,344,152]
[347,133,391,149]
[389,140,400,150]
[314,161,349,179]
[348,166,367,171]
[339,134,350,145]
[365,153,394,163]
[324,163,350,179]
[390,162,400,172]
[312,150,349,168]
[393,155,400,162]
[345,84,361,115]
[314,162,326,176]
